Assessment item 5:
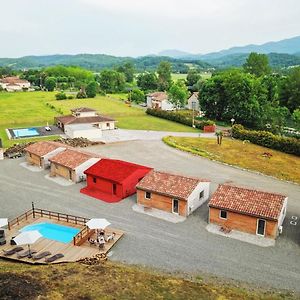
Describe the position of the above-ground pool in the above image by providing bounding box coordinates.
[20,222,80,243]
[12,128,39,138]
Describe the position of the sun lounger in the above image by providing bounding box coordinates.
[45,253,64,263]
[32,251,51,260]
[17,249,37,258]
[0,230,6,246]
[2,246,24,256]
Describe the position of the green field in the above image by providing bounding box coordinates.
[0,91,197,147]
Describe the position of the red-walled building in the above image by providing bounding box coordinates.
[80,159,152,203]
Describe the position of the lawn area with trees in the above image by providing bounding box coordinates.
[0,91,197,147]
[163,136,300,183]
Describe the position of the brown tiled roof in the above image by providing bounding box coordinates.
[55,115,115,125]
[136,170,210,201]
[0,76,29,84]
[147,92,168,102]
[25,141,66,157]
[49,149,99,169]
[70,107,96,112]
[208,184,286,220]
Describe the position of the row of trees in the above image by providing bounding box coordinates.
[199,53,300,132]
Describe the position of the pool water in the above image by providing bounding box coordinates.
[20,222,80,243]
[13,128,39,138]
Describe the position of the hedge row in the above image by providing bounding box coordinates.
[146,109,214,130]
[232,124,300,156]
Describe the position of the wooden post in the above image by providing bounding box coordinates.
[32,202,35,218]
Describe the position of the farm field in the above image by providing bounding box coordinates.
[163,136,300,183]
[0,92,197,147]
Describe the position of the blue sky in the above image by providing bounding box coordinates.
[1,0,299,57]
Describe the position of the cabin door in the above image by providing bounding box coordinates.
[256,219,266,236]
[112,183,117,195]
[172,199,179,214]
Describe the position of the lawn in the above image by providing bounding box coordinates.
[0,260,296,300]
[0,91,197,147]
[163,136,300,183]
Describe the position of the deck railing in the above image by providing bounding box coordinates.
[7,209,33,230]
[73,226,95,246]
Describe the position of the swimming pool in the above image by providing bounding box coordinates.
[20,222,80,243]
[13,128,39,138]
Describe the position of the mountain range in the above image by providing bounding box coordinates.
[0,36,299,71]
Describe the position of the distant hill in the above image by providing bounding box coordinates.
[158,49,193,58]
[0,54,211,72]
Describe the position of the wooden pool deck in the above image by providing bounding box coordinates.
[0,213,124,264]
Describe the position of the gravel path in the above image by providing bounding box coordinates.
[0,140,299,292]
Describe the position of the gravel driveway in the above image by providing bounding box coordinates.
[0,140,299,292]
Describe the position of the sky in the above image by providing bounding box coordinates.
[1,0,299,57]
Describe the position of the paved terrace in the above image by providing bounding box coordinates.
[0,140,299,292]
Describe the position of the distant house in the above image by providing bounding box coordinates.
[24,141,67,169]
[136,170,210,217]
[0,77,30,92]
[186,92,200,111]
[81,159,152,202]
[208,184,288,239]
[55,107,116,139]
[49,149,101,183]
[146,92,175,111]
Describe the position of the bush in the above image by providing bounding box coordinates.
[232,124,300,156]
[130,89,145,103]
[146,108,214,129]
[76,90,87,99]
[55,92,67,100]
[67,95,74,99]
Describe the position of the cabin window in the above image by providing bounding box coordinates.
[145,191,151,199]
[220,210,227,219]
[93,177,97,183]
[29,153,32,158]
[199,190,204,199]
[106,123,110,127]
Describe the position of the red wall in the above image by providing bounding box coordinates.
[86,168,151,199]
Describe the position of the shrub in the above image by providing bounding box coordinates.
[146,108,214,129]
[55,92,67,100]
[76,90,87,99]
[67,95,74,99]
[232,124,300,156]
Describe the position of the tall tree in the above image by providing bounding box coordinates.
[168,80,189,109]
[116,62,135,83]
[86,81,98,98]
[44,77,56,91]
[137,72,158,91]
[279,66,300,112]
[157,61,172,91]
[186,69,201,88]
[243,52,271,77]
[98,70,125,93]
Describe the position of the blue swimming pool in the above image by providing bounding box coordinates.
[13,128,39,138]
[20,222,80,244]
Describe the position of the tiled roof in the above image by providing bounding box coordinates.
[25,141,66,157]
[84,159,152,183]
[56,115,115,125]
[208,184,286,220]
[189,92,199,99]
[49,149,98,169]
[0,76,29,84]
[136,170,210,201]
[71,107,96,112]
[147,92,168,102]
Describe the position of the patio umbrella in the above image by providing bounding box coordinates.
[13,230,42,258]
[86,218,111,230]
[0,218,8,228]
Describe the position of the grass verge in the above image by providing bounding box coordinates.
[0,260,297,300]
[163,136,300,184]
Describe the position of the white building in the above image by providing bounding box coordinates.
[186,92,200,111]
[146,92,175,111]
[0,77,31,92]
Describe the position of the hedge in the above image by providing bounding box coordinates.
[146,109,214,130]
[232,124,300,156]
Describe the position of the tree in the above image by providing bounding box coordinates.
[157,61,172,91]
[292,109,300,124]
[279,66,300,112]
[98,70,125,93]
[216,131,223,145]
[137,72,158,91]
[44,77,56,91]
[186,69,201,88]
[243,52,271,77]
[130,89,145,103]
[168,81,189,109]
[86,81,98,98]
[76,87,87,99]
[117,62,135,83]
